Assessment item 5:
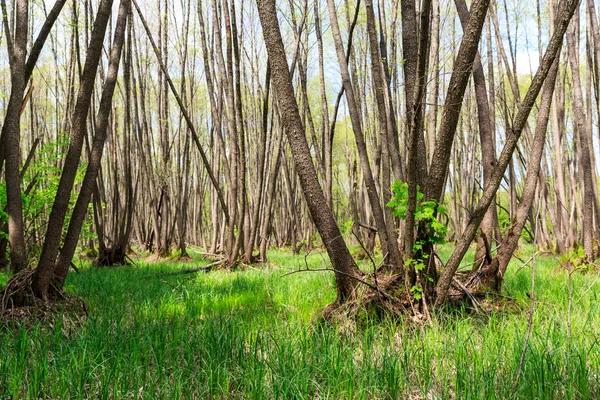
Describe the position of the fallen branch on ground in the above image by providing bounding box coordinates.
[144,260,226,278]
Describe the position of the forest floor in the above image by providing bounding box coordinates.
[0,245,599,399]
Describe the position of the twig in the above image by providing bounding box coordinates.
[356,221,377,232]
[240,263,262,272]
[353,230,378,273]
[196,251,224,259]
[125,254,140,268]
[513,252,539,275]
[574,267,600,305]
[453,277,482,314]
[281,267,394,301]
[161,279,182,291]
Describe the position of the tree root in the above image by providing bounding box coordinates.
[95,246,128,267]
[1,268,88,327]
[318,274,418,329]
[318,263,511,329]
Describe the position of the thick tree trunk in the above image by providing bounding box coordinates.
[34,0,115,300]
[435,0,580,305]
[257,0,361,303]
[3,0,29,272]
[53,0,130,288]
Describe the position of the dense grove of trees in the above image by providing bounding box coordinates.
[0,0,597,311]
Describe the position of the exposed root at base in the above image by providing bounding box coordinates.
[1,268,88,328]
[317,267,516,331]
[317,274,420,331]
[95,246,128,267]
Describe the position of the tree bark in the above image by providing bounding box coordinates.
[567,9,596,260]
[453,0,499,267]
[53,0,130,287]
[327,0,402,271]
[3,0,29,271]
[434,0,580,305]
[257,0,361,303]
[496,54,560,282]
[34,0,115,300]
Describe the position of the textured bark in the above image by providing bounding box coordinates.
[53,0,130,288]
[0,0,67,174]
[34,0,115,300]
[567,10,595,260]
[495,55,560,282]
[327,0,360,164]
[314,0,332,208]
[257,0,361,302]
[426,0,440,165]
[365,0,403,272]
[397,0,432,295]
[425,0,491,205]
[435,0,580,306]
[376,0,403,182]
[327,0,401,270]
[3,0,29,271]
[453,0,499,267]
[259,123,283,262]
[401,0,418,117]
[228,0,247,264]
[245,65,270,262]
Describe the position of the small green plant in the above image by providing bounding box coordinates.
[409,285,423,300]
[387,180,448,297]
[387,180,448,245]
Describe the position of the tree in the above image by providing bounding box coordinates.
[257,0,361,304]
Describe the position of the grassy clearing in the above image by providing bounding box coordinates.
[0,246,599,399]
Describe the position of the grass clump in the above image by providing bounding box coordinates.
[0,247,599,398]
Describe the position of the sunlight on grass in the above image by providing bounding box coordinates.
[1,246,599,398]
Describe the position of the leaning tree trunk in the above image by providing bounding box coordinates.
[53,0,130,288]
[2,0,29,272]
[33,0,115,301]
[454,0,499,268]
[434,0,581,306]
[327,0,402,272]
[494,53,561,284]
[257,0,361,304]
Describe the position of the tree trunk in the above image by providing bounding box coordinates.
[34,0,115,300]
[567,10,596,260]
[53,0,130,287]
[435,0,580,305]
[327,0,402,271]
[3,0,29,272]
[257,0,361,303]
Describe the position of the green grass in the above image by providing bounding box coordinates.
[1,246,599,399]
